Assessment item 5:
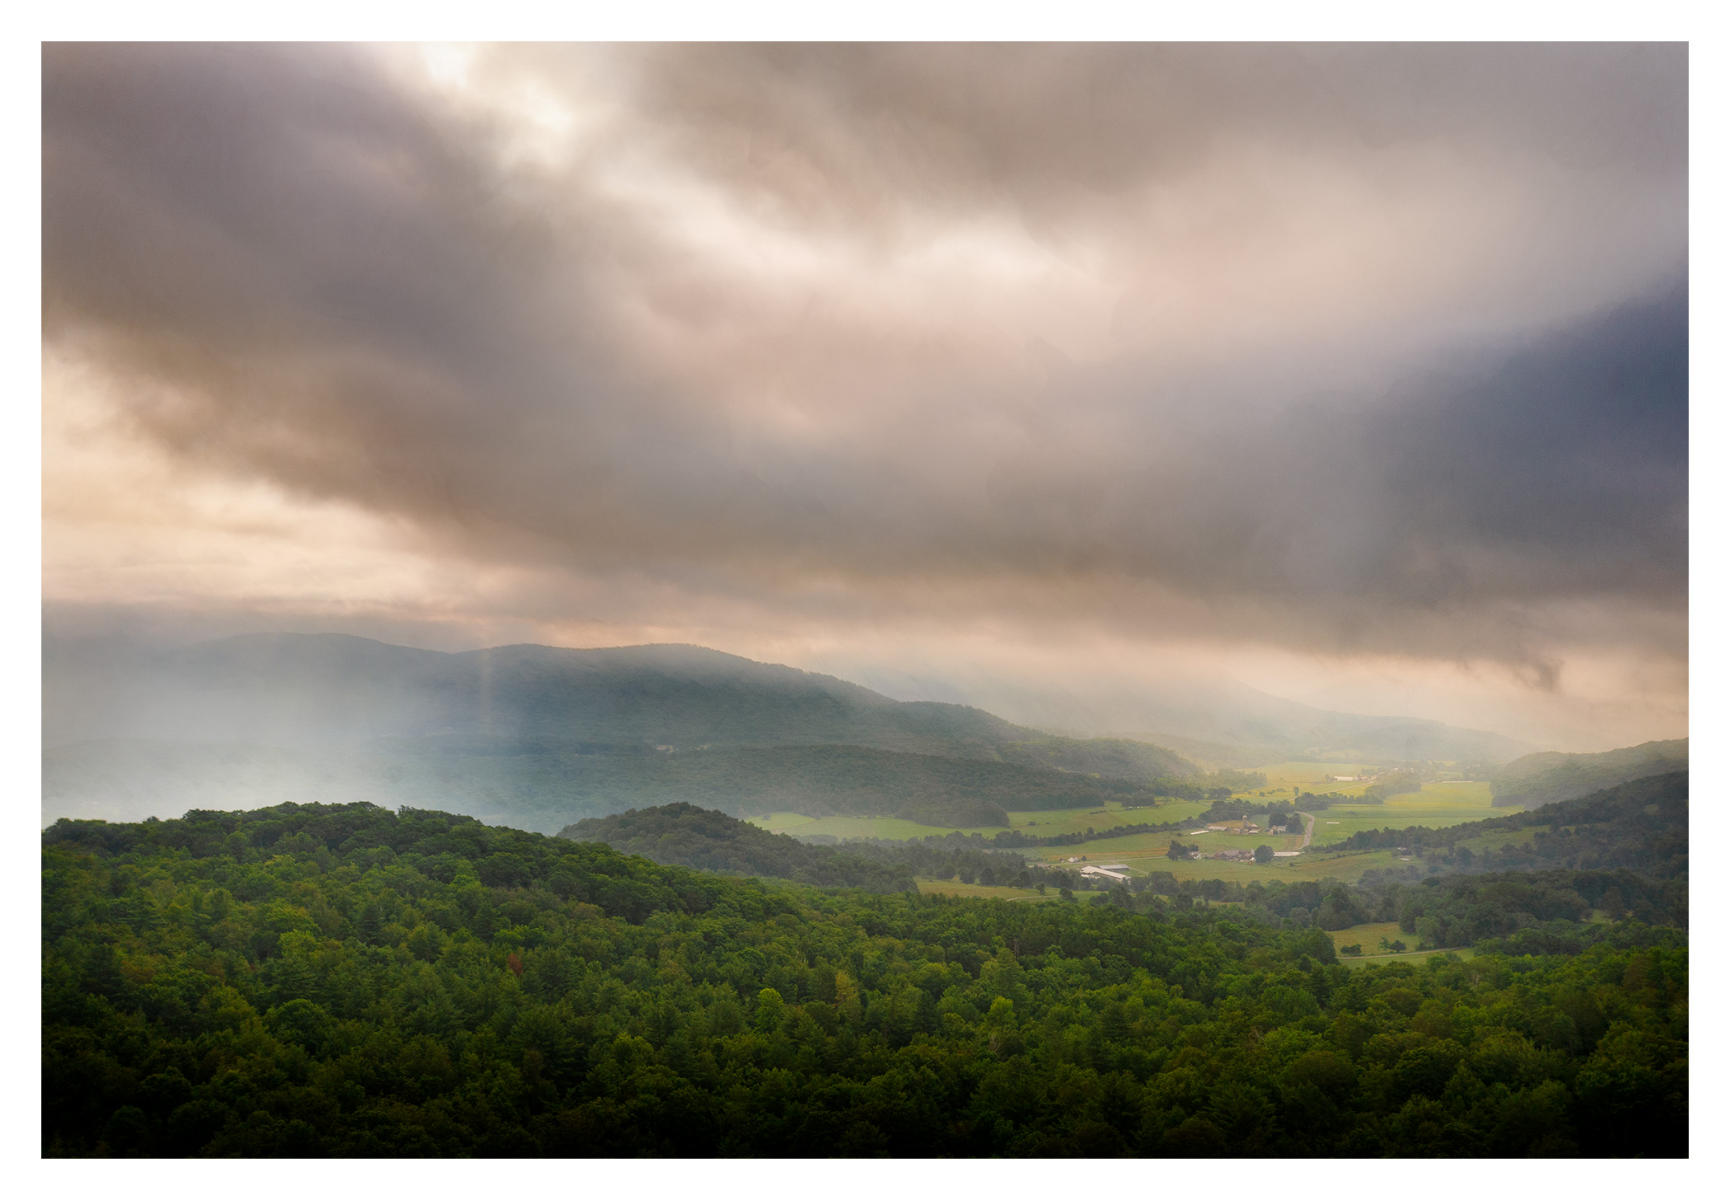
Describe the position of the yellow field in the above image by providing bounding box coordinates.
[1308,780,1503,847]
[1234,762,1386,800]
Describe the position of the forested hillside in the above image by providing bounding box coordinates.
[44,802,1685,1156]
[564,803,1043,894]
[1490,739,1687,808]
[562,803,918,892]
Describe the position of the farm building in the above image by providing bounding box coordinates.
[1079,865,1131,883]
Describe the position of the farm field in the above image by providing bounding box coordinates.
[758,779,1519,887]
[1005,799,1213,836]
[1325,922,1407,954]
[1326,921,1474,964]
[1232,762,1384,799]
[1308,780,1506,846]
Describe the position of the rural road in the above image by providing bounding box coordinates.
[1295,811,1315,850]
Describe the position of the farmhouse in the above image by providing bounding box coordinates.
[1079,865,1130,883]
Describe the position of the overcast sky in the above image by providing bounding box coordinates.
[41,42,1688,750]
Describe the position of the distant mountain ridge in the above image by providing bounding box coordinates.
[42,632,1201,831]
[47,633,1193,762]
[835,662,1534,766]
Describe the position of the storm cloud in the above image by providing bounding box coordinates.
[41,43,1687,747]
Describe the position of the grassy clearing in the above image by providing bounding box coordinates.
[1004,799,1212,837]
[1307,780,1505,847]
[1324,922,1405,953]
[1326,920,1475,966]
[1233,762,1384,800]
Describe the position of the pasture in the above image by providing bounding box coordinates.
[1306,779,1504,847]
[1326,920,1475,966]
[1005,798,1214,837]
[1234,762,1384,800]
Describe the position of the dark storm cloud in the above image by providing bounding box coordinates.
[42,43,1688,676]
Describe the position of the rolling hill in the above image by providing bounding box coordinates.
[1489,739,1688,808]
[42,633,1201,831]
[561,802,918,891]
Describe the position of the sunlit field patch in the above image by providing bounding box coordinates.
[1308,780,1507,847]
[1231,762,1385,800]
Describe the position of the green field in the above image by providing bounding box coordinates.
[1308,780,1505,847]
[1234,762,1385,799]
[1004,799,1213,836]
[756,776,1518,888]
[1325,920,1476,967]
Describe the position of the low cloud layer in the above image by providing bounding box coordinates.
[42,43,1688,748]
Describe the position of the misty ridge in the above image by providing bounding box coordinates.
[44,631,1531,832]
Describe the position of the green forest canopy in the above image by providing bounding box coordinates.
[43,800,1685,1157]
